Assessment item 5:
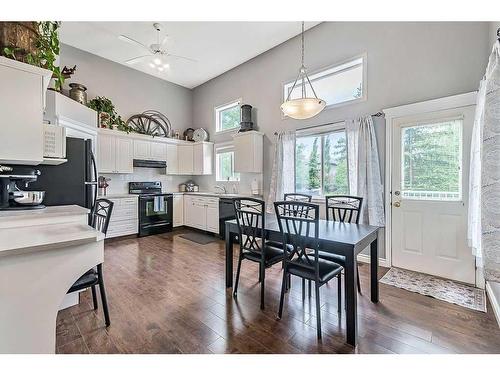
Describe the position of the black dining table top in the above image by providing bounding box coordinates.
[226,214,379,246]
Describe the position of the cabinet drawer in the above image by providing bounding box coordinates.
[110,207,138,221]
[107,219,138,238]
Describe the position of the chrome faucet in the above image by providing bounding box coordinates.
[214,185,227,194]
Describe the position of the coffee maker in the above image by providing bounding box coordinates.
[0,165,45,210]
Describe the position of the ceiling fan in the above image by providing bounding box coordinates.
[118,23,196,72]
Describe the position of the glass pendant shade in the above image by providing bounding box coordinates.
[281,22,326,120]
[280,98,326,119]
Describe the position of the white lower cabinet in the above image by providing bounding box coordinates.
[106,197,138,238]
[183,195,219,233]
[173,194,184,227]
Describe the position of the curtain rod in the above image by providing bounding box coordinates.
[274,111,384,135]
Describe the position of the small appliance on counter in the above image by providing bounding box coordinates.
[0,165,46,210]
[179,183,187,192]
[129,181,173,237]
[98,176,110,196]
[185,180,199,192]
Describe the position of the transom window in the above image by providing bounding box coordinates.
[216,145,240,182]
[295,125,349,197]
[215,99,241,133]
[401,119,462,201]
[283,55,366,112]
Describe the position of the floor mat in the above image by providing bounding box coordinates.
[178,232,218,245]
[380,267,486,312]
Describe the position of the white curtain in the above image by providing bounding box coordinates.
[481,41,500,282]
[346,115,385,226]
[267,131,295,213]
[468,79,486,263]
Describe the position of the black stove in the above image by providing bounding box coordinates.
[129,182,173,237]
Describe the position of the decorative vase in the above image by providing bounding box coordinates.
[99,112,111,129]
[69,83,87,105]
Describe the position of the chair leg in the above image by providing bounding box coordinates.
[356,265,362,295]
[337,274,342,313]
[91,285,98,310]
[286,273,291,292]
[278,268,288,319]
[308,279,312,298]
[97,264,110,327]
[259,263,262,283]
[260,262,265,310]
[233,255,243,297]
[302,278,305,300]
[315,281,322,340]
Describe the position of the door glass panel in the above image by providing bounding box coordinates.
[401,119,462,201]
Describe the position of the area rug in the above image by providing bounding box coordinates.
[380,267,486,312]
[178,232,218,245]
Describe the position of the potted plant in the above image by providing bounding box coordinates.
[88,96,117,128]
[1,21,65,91]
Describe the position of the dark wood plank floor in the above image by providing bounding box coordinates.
[56,228,500,354]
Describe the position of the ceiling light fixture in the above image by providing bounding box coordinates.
[280,22,325,120]
[154,58,162,65]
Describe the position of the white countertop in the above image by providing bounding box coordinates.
[99,192,261,199]
[0,222,104,257]
[0,205,89,229]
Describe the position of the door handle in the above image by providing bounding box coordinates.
[393,202,401,208]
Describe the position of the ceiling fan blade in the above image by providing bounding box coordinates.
[160,34,169,47]
[125,55,152,64]
[166,53,197,63]
[119,35,151,52]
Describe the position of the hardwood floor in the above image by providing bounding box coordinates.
[56,228,500,354]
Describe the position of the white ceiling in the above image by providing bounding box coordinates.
[60,22,319,89]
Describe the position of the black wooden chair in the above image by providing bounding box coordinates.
[284,193,313,202]
[67,198,114,326]
[275,200,343,340]
[233,198,286,310]
[319,195,364,294]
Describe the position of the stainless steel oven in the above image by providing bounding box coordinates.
[129,182,173,237]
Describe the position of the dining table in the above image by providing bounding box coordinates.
[224,214,380,347]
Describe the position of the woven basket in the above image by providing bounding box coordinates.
[0,22,39,60]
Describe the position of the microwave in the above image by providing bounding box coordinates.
[43,123,66,159]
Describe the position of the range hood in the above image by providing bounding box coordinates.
[133,159,167,169]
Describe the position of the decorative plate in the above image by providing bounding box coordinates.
[193,128,209,142]
[183,128,195,141]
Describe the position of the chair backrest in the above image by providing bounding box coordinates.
[325,195,363,223]
[90,198,114,235]
[284,193,313,203]
[233,198,265,256]
[274,200,320,273]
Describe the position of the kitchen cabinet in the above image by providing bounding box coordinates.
[233,131,264,173]
[193,142,213,175]
[166,144,179,174]
[106,196,138,238]
[183,195,219,233]
[0,57,52,165]
[133,140,166,161]
[173,194,184,227]
[178,144,194,174]
[98,134,133,173]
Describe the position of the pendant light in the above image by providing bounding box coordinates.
[281,22,326,120]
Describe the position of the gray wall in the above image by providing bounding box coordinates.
[59,44,193,132]
[193,23,490,201]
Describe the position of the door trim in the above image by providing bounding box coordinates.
[383,92,477,271]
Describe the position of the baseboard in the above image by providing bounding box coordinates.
[486,282,500,328]
[357,254,391,268]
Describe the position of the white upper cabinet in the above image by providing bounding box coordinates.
[150,142,167,161]
[0,57,52,165]
[193,142,213,175]
[166,144,179,175]
[133,140,166,161]
[233,131,264,173]
[178,144,194,175]
[133,140,150,159]
[98,133,133,173]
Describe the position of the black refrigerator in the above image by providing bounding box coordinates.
[28,137,98,209]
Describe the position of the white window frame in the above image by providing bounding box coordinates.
[282,54,367,119]
[214,98,242,134]
[215,143,240,182]
[294,122,349,201]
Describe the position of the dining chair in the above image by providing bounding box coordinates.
[320,195,364,294]
[274,200,343,340]
[284,193,313,202]
[67,198,114,326]
[232,197,287,310]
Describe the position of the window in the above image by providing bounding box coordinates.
[215,99,241,132]
[295,125,349,197]
[283,56,365,112]
[401,118,462,201]
[216,145,240,182]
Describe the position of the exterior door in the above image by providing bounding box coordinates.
[391,106,475,284]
